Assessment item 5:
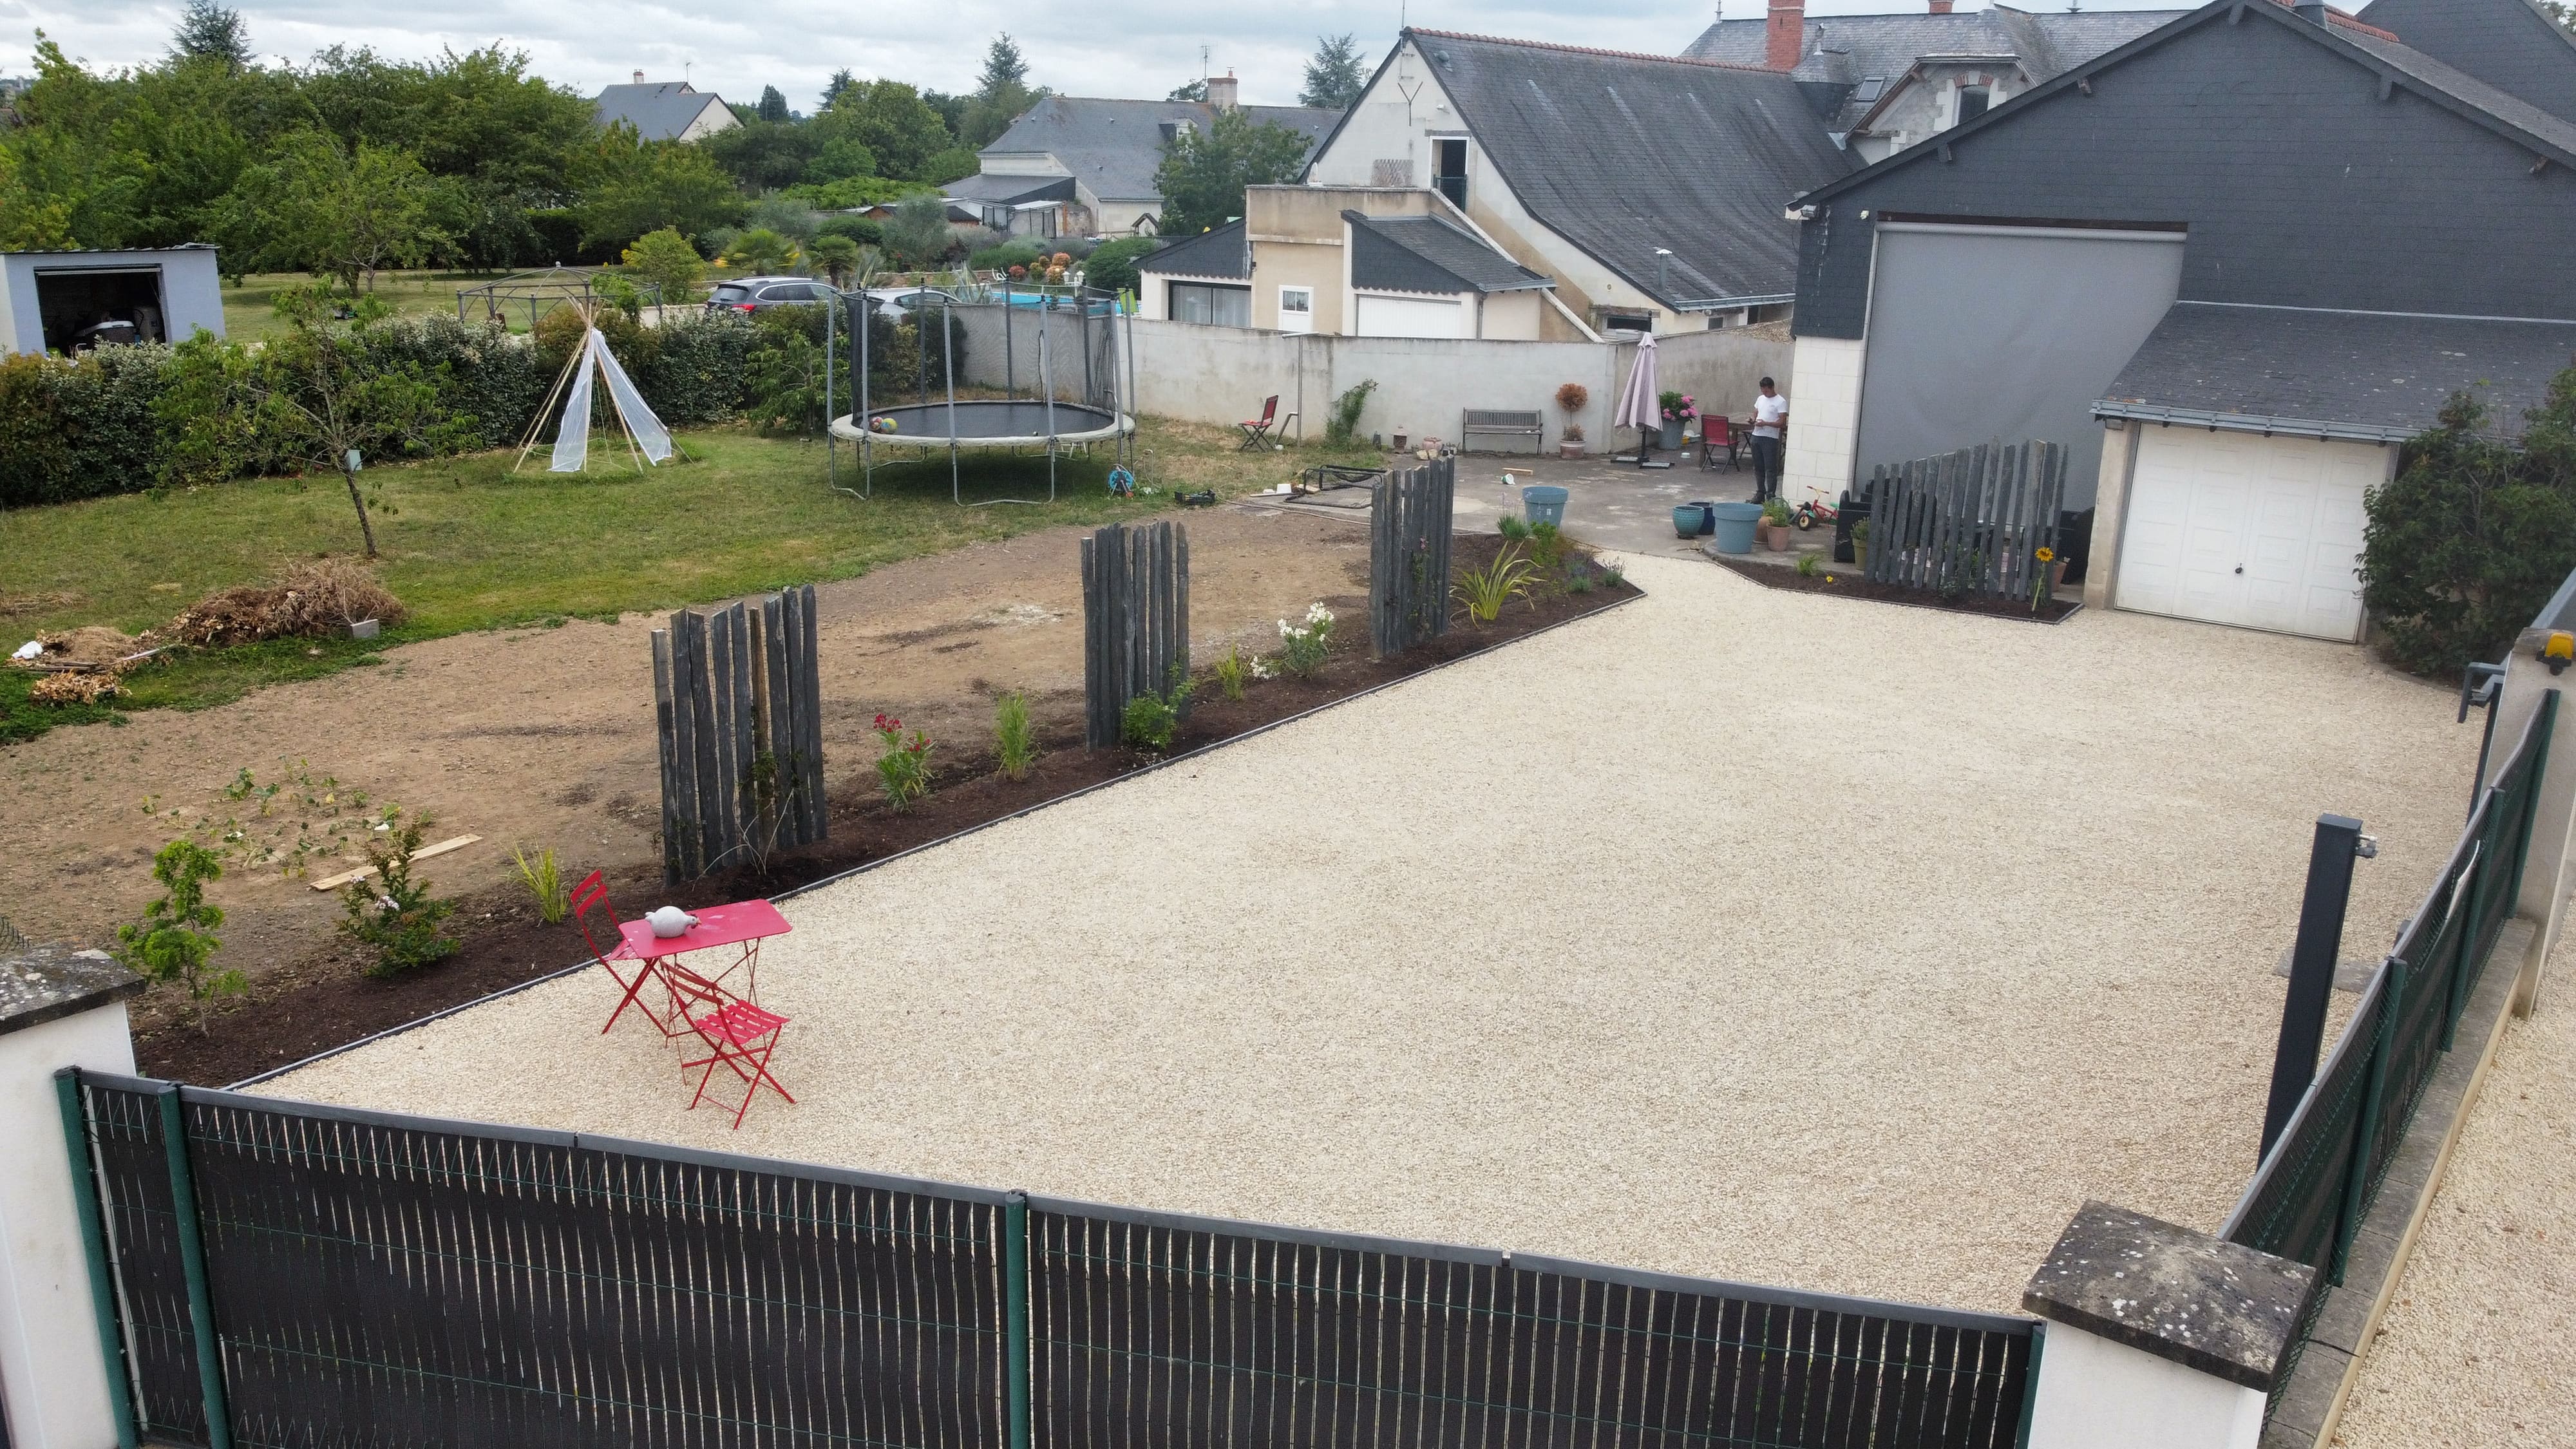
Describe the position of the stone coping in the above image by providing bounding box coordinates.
[2023,1200,2318,1392]
[0,942,145,1039]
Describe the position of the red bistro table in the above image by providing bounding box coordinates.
[600,900,791,1036]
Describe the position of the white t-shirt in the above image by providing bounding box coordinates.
[1753,393,1788,439]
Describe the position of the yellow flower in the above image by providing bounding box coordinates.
[2034,547,2056,563]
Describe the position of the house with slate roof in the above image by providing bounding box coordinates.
[1135,185,1558,338]
[1683,2,2185,162]
[970,75,1340,237]
[1300,30,1855,339]
[591,73,739,143]
[1772,0,2576,647]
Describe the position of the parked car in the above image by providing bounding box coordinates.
[860,287,964,322]
[705,276,835,315]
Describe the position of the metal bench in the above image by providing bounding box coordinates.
[1460,408,1544,455]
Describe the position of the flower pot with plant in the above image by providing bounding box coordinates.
[1555,382,1589,457]
[1852,518,1871,571]
[1656,390,1697,451]
[1760,498,1794,550]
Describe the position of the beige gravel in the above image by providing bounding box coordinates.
[256,555,2476,1315]
[2330,930,2576,1448]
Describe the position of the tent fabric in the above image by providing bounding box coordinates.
[592,329,674,464]
[548,334,598,473]
[1613,334,1660,435]
[547,326,675,473]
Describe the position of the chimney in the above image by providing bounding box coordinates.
[632,70,645,84]
[1206,70,1239,111]
[1766,0,1806,70]
[2292,0,2331,22]
[1929,0,1954,12]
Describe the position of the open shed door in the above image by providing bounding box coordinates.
[1857,221,2183,509]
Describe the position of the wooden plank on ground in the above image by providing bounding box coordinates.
[310,835,483,891]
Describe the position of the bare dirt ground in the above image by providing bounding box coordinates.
[0,504,1368,978]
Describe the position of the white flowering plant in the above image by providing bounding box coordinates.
[1278,602,1334,676]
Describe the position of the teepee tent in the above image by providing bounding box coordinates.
[515,314,675,474]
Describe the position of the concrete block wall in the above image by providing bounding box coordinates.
[1781,335,1864,508]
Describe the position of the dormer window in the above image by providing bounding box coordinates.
[1956,86,1991,121]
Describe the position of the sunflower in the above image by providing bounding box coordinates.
[2034,547,2056,563]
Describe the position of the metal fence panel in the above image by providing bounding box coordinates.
[80,1078,209,1446]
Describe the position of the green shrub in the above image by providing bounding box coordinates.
[972,240,1045,274]
[634,310,761,426]
[117,838,243,1032]
[1120,670,1194,752]
[1212,644,1249,700]
[1455,544,1538,623]
[365,314,548,453]
[1528,520,1566,570]
[2363,373,2576,677]
[0,345,178,507]
[1325,380,1377,446]
[511,844,568,923]
[1082,237,1160,298]
[1277,603,1334,675]
[873,712,934,808]
[816,214,884,247]
[338,814,459,976]
[994,690,1039,780]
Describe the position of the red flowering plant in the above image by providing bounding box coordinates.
[872,713,934,808]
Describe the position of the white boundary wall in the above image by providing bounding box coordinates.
[1121,319,1788,450]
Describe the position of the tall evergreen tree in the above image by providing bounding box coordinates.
[171,0,255,71]
[978,35,1029,95]
[756,85,790,124]
[819,68,854,111]
[1300,34,1367,111]
[960,34,1041,148]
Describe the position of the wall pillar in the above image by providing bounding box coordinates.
[2020,1202,2315,1449]
[2483,646,2575,1016]
[0,943,145,1449]
[2084,419,2138,611]
[1780,334,1862,509]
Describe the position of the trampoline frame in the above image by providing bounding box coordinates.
[823,282,1139,507]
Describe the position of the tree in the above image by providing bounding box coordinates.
[620,226,704,305]
[1082,236,1159,297]
[706,120,821,191]
[1300,34,1368,111]
[117,839,240,1032]
[218,131,455,290]
[571,124,746,247]
[819,80,954,181]
[1166,79,1208,102]
[882,192,954,267]
[723,227,799,274]
[2362,367,2576,676]
[820,68,855,111]
[757,84,790,124]
[960,33,1043,148]
[1151,108,1314,236]
[806,233,863,287]
[171,0,254,71]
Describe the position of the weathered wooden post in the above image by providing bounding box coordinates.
[651,583,826,883]
[1083,520,1190,748]
[1370,457,1456,657]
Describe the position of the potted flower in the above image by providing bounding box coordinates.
[1852,518,1871,571]
[1760,498,1794,551]
[1657,390,1697,451]
[1555,382,1589,455]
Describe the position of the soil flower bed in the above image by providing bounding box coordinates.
[133,534,1636,1086]
[1712,555,2081,623]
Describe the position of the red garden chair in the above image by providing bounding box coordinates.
[1700,416,1738,471]
[682,996,795,1129]
[1238,395,1283,451]
[576,871,681,1037]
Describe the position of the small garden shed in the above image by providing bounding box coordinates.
[0,245,225,356]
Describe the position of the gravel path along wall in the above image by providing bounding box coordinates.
[256,555,2476,1316]
[2330,929,2576,1448]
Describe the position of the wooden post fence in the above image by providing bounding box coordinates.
[651,583,826,884]
[1862,439,2067,600]
[1083,520,1191,749]
[1370,457,1456,657]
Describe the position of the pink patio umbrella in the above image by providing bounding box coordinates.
[1611,332,1666,469]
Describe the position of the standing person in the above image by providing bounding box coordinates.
[1748,377,1788,503]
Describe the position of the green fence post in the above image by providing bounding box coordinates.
[52,1068,140,1449]
[2330,961,2404,1286]
[2503,690,2558,925]
[2011,1321,2045,1449]
[155,1086,232,1449]
[1005,1193,1031,1449]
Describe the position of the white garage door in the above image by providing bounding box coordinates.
[2116,429,2383,641]
[1354,294,1463,339]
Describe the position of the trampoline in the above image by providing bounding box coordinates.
[828,399,1132,451]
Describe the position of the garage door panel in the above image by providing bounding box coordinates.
[2118,430,2379,641]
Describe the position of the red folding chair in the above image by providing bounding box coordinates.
[1699,416,1738,471]
[576,871,677,1037]
[682,995,795,1129]
[1237,395,1280,451]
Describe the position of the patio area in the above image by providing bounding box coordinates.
[253,553,2476,1316]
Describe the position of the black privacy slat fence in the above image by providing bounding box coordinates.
[2222,691,2555,1418]
[62,1079,2035,1449]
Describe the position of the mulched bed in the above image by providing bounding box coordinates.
[135,537,1637,1086]
[1711,556,2081,623]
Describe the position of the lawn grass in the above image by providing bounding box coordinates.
[0,419,1381,741]
[219,270,525,344]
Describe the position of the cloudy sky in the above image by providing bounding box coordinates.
[5,0,2188,108]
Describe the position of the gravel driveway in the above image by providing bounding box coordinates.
[256,554,2476,1316]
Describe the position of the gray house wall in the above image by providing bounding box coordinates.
[1792,8,2576,339]
[2360,0,2576,128]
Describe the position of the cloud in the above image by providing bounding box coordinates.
[1,0,2190,108]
